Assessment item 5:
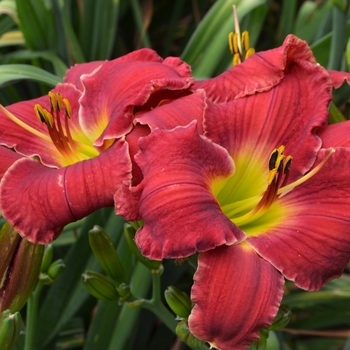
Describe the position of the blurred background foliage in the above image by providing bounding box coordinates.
[0,0,350,349]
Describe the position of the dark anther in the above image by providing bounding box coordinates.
[269,149,279,170]
[284,157,292,174]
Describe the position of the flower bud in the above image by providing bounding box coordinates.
[164,286,192,319]
[88,226,126,284]
[0,223,44,312]
[40,244,53,273]
[0,310,22,350]
[82,270,119,302]
[123,223,163,273]
[267,304,291,331]
[117,283,131,299]
[176,319,204,349]
[39,259,66,286]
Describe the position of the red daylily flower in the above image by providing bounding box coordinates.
[0,49,196,244]
[116,35,350,349]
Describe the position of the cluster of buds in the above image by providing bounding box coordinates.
[39,244,65,285]
[82,225,129,304]
[83,224,164,306]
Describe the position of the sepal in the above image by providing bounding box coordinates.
[164,286,192,319]
[82,270,119,302]
[0,310,22,350]
[88,225,126,284]
[176,319,205,349]
[124,223,163,273]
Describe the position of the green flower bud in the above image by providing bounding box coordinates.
[82,270,119,302]
[0,223,44,312]
[0,310,22,350]
[117,283,131,299]
[88,226,126,284]
[40,244,53,273]
[267,304,291,331]
[164,286,192,319]
[40,259,66,286]
[123,223,163,273]
[176,319,204,349]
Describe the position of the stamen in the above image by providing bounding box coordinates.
[226,147,334,228]
[278,149,335,196]
[35,92,98,163]
[55,92,63,111]
[245,48,255,60]
[269,149,279,170]
[228,32,235,54]
[233,53,241,66]
[63,98,72,118]
[242,31,250,52]
[48,91,58,112]
[228,7,256,65]
[0,104,51,142]
[34,104,53,128]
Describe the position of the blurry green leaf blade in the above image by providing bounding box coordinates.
[278,0,297,45]
[0,50,68,77]
[190,0,268,78]
[181,0,239,66]
[80,0,119,60]
[15,0,51,50]
[0,64,62,87]
[0,30,24,47]
[328,3,348,70]
[0,0,17,20]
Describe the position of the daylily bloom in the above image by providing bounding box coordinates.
[116,35,350,349]
[0,49,195,244]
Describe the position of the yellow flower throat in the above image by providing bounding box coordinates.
[212,146,335,234]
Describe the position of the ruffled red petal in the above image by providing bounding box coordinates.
[79,50,194,148]
[203,47,332,183]
[189,244,284,350]
[318,121,350,148]
[116,122,245,260]
[0,140,131,244]
[328,70,350,89]
[192,34,317,103]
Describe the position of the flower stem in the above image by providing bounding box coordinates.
[24,281,45,350]
[142,273,178,331]
[142,273,209,350]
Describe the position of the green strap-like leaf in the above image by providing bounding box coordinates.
[0,50,68,77]
[0,64,62,87]
[80,0,119,60]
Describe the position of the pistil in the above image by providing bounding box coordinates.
[228,6,256,65]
